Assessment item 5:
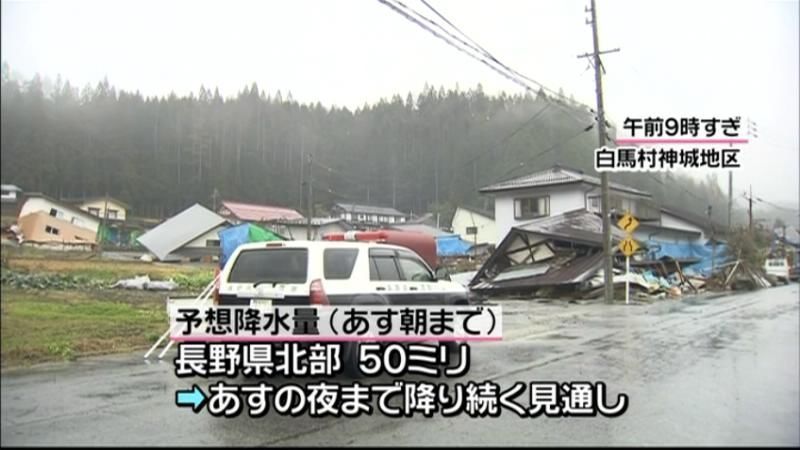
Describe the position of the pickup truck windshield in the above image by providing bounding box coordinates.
[228,248,308,284]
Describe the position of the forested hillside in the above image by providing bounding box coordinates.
[0,62,734,225]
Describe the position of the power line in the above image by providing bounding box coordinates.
[378,0,592,125]
[378,0,532,94]
[753,195,799,212]
[460,100,555,168]
[645,172,708,204]
[312,180,357,201]
[378,0,601,173]
[461,95,600,171]
[311,159,367,187]
[415,0,571,104]
[494,123,595,181]
[412,0,595,127]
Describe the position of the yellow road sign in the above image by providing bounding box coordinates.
[617,212,640,234]
[618,236,640,257]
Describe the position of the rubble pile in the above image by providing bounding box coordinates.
[469,210,775,301]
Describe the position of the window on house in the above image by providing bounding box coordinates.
[45,225,60,235]
[107,209,118,219]
[88,207,100,216]
[590,197,600,210]
[71,217,85,227]
[49,208,58,217]
[514,196,550,220]
[206,239,220,247]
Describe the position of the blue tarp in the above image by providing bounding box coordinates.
[644,240,730,277]
[219,224,250,267]
[218,223,283,267]
[436,234,473,257]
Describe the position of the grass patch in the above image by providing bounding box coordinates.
[5,257,213,282]
[1,288,169,368]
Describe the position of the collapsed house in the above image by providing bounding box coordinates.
[137,203,230,261]
[467,208,764,299]
[470,209,626,296]
[11,193,102,251]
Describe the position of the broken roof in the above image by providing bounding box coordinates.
[515,209,627,246]
[137,203,229,260]
[333,203,406,217]
[219,200,304,222]
[470,210,629,288]
[472,252,604,291]
[479,165,651,197]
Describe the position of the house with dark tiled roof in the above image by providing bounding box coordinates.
[331,202,407,226]
[479,165,655,243]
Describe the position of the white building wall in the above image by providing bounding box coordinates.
[19,197,100,233]
[493,185,587,243]
[281,222,348,240]
[183,225,226,248]
[660,213,706,241]
[451,208,497,246]
[633,227,701,245]
[80,199,128,221]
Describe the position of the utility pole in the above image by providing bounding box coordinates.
[211,188,220,212]
[299,134,305,212]
[579,0,619,303]
[708,205,716,274]
[727,171,733,231]
[95,191,110,254]
[306,154,313,240]
[749,184,753,234]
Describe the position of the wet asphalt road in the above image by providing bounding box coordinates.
[2,285,798,446]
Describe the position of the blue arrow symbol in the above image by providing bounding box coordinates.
[175,384,207,412]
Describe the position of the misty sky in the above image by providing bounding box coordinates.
[2,0,798,208]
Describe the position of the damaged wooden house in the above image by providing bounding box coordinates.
[469,209,627,296]
[468,165,723,298]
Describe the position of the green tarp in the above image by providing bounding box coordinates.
[219,223,284,266]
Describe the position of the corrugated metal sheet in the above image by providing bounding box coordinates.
[492,264,550,282]
[516,209,628,245]
[137,204,228,260]
[475,252,604,290]
[469,210,635,289]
